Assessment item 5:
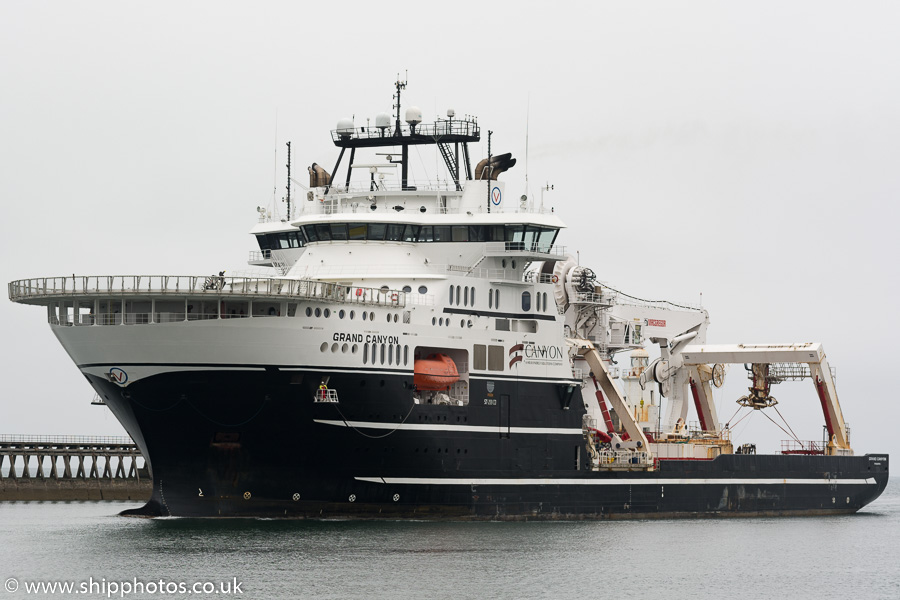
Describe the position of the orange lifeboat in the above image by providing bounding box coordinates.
[413,353,459,391]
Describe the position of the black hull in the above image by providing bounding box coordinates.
[88,368,889,519]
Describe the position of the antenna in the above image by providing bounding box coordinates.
[273,110,278,217]
[525,94,530,205]
[285,141,292,220]
[393,71,408,136]
[486,130,493,213]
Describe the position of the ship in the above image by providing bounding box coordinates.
[7,79,888,519]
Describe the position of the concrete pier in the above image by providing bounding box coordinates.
[0,435,151,501]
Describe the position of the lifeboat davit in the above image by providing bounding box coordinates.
[414,353,459,391]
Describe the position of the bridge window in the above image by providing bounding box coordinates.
[387,224,406,241]
[368,223,387,240]
[348,224,367,240]
[417,226,434,242]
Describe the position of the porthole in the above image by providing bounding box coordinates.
[449,286,454,305]
[324,308,331,318]
[467,320,473,328]
[418,286,428,294]
[320,342,328,352]
[393,314,398,323]
[464,287,469,306]
[331,342,339,353]
[471,288,475,306]
[439,318,444,326]
[446,319,450,327]
[512,260,517,269]
[387,313,392,323]
[488,289,493,309]
[363,344,369,363]
[395,345,401,364]
[432,317,437,326]
[380,344,386,365]
[404,345,409,365]
[402,285,412,293]
[362,312,368,321]
[339,309,345,319]
[352,344,358,354]
[502,259,507,269]
[380,285,389,293]
[314,307,321,317]
[350,310,355,320]
[305,307,312,317]
[368,312,374,321]
[456,285,461,306]
[388,345,393,365]
[341,343,349,353]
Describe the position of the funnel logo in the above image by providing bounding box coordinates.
[491,186,502,206]
[108,367,128,386]
[509,344,524,368]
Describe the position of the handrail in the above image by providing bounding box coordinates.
[8,275,409,309]
[0,434,136,446]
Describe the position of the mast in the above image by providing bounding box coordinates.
[285,141,291,220]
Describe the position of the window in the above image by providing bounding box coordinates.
[402,224,420,242]
[303,225,319,242]
[463,287,469,307]
[417,226,434,242]
[418,285,428,294]
[451,226,468,242]
[521,291,531,311]
[449,286,454,305]
[367,223,386,240]
[348,224,367,240]
[433,226,452,241]
[330,224,349,240]
[488,289,493,309]
[387,224,406,241]
[495,319,510,331]
[314,224,332,241]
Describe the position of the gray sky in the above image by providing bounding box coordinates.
[2,1,898,457]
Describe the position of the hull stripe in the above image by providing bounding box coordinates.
[314,419,582,435]
[355,476,878,486]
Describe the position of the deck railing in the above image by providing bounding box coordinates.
[8,275,409,309]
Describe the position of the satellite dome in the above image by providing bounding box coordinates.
[336,118,355,138]
[375,113,391,129]
[405,106,423,126]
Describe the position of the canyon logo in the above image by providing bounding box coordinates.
[509,343,564,368]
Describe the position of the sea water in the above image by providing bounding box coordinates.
[1,480,897,600]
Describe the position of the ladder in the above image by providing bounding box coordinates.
[438,143,461,191]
